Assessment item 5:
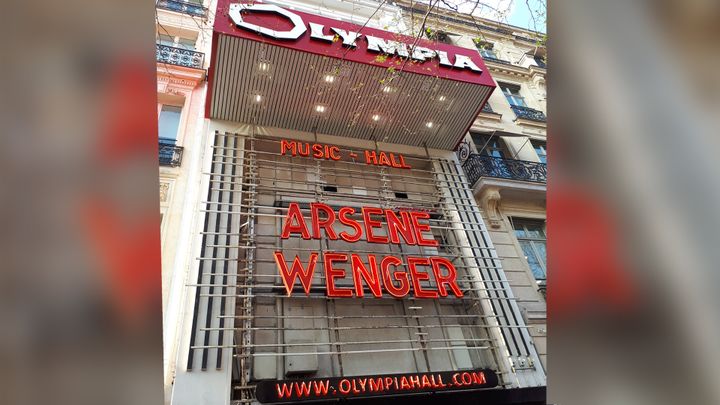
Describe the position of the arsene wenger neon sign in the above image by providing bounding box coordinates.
[274,202,464,299]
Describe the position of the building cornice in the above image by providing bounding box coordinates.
[393,0,545,46]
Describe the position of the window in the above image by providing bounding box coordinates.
[470,133,508,158]
[158,105,182,143]
[424,28,452,44]
[532,140,547,164]
[533,54,546,68]
[475,41,498,60]
[157,34,196,50]
[512,219,546,282]
[499,83,527,107]
[157,34,175,47]
[176,37,196,50]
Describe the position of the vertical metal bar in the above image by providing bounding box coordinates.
[187,131,219,371]
[217,132,238,369]
[202,130,230,370]
[241,133,257,387]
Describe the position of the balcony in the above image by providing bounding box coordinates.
[159,139,183,167]
[156,44,204,69]
[510,105,546,122]
[156,0,207,18]
[533,55,547,69]
[481,55,514,66]
[462,153,546,187]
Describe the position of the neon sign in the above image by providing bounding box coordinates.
[255,369,498,403]
[280,139,412,169]
[274,203,463,299]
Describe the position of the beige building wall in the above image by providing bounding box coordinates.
[156,0,548,401]
[395,0,548,369]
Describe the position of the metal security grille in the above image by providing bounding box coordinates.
[186,132,544,404]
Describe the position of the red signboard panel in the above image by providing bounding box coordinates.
[212,0,495,87]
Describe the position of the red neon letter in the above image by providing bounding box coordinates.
[324,252,353,297]
[280,140,296,156]
[365,150,378,165]
[281,203,310,239]
[338,207,362,242]
[385,210,416,245]
[274,251,318,296]
[410,211,438,247]
[381,256,409,298]
[329,146,341,160]
[407,257,438,298]
[311,202,338,240]
[430,257,463,297]
[351,254,382,297]
[297,142,310,156]
[312,143,324,158]
[362,207,388,243]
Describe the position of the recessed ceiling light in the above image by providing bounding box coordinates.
[371,114,381,121]
[254,94,263,103]
[438,95,446,102]
[258,62,270,72]
[425,121,434,128]
[382,86,393,93]
[315,104,327,113]
[324,74,335,83]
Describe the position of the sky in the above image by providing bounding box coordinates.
[421,0,547,34]
[507,0,546,33]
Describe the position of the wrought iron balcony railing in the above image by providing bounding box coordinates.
[481,55,513,66]
[533,55,547,68]
[156,0,207,18]
[462,153,547,187]
[159,139,183,167]
[510,105,546,122]
[537,280,547,300]
[156,44,204,69]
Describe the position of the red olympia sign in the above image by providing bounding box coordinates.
[228,3,481,72]
[214,1,495,86]
[255,369,498,403]
[274,202,463,299]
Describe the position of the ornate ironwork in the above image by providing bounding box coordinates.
[481,102,494,113]
[456,140,471,163]
[156,0,207,18]
[159,139,184,167]
[156,44,204,69]
[511,105,546,122]
[481,55,513,66]
[537,281,547,300]
[462,153,547,187]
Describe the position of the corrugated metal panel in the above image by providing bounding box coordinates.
[211,35,493,150]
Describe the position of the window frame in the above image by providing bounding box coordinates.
[475,41,499,60]
[156,33,197,50]
[158,104,183,144]
[531,140,547,164]
[511,218,547,282]
[499,82,527,107]
[470,133,509,158]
